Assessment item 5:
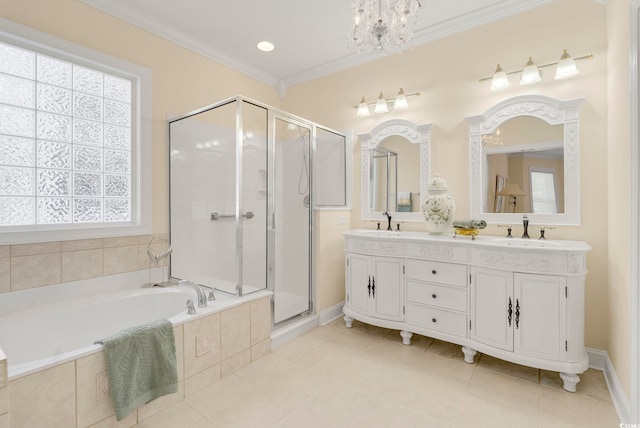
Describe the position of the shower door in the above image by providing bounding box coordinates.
[271,116,311,324]
[169,99,268,295]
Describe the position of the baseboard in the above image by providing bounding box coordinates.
[318,301,345,326]
[270,314,319,350]
[587,347,631,423]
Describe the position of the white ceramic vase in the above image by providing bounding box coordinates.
[423,173,455,234]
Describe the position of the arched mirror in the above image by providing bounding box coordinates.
[466,95,584,225]
[360,119,432,222]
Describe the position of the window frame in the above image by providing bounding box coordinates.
[0,18,152,244]
[529,166,559,214]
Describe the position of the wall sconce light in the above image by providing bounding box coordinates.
[479,50,593,91]
[355,88,420,117]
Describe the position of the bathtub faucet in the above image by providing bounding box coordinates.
[178,280,208,308]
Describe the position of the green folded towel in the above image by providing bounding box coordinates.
[452,219,487,229]
[95,319,178,421]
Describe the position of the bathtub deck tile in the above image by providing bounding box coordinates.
[61,238,103,252]
[103,246,138,276]
[183,313,221,379]
[61,248,103,283]
[103,236,138,248]
[174,325,185,382]
[76,351,117,428]
[250,296,271,346]
[10,253,61,291]
[0,258,8,294]
[9,361,75,428]
[11,241,60,257]
[221,304,251,361]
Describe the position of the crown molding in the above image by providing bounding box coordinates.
[81,0,280,87]
[83,0,561,91]
[282,0,558,88]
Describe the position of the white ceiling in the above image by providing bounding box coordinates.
[81,0,556,94]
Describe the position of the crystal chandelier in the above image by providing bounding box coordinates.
[482,129,503,149]
[348,0,422,54]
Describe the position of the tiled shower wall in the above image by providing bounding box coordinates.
[0,234,169,294]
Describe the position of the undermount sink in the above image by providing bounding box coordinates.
[489,238,562,248]
[354,230,402,237]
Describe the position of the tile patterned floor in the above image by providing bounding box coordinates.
[132,319,620,428]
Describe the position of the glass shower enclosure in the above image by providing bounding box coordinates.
[168,96,342,325]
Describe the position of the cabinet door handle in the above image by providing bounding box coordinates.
[372,276,375,298]
[515,299,520,329]
[432,294,437,299]
[431,270,437,275]
[432,318,437,323]
[367,276,371,297]
[508,297,513,327]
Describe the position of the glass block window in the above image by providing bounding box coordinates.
[0,40,132,226]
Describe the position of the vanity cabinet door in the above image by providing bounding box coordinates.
[346,253,371,315]
[470,267,513,352]
[345,252,404,321]
[514,273,567,362]
[371,257,404,321]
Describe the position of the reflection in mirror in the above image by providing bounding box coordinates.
[360,119,432,222]
[485,116,564,214]
[466,95,584,226]
[369,147,397,212]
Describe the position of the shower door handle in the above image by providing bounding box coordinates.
[210,211,255,221]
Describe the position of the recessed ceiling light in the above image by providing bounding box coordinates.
[257,41,275,52]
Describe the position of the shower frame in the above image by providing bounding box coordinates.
[168,95,345,327]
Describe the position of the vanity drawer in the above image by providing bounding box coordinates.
[405,259,467,287]
[405,304,467,337]
[406,280,467,312]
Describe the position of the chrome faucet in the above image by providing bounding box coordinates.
[178,280,208,308]
[383,211,392,231]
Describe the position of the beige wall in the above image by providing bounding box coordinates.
[606,0,632,398]
[283,0,612,363]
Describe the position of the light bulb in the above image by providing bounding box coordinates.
[555,49,579,79]
[490,64,510,91]
[520,57,542,85]
[374,92,389,113]
[394,88,409,110]
[356,96,370,117]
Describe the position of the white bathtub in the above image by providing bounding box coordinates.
[0,270,247,379]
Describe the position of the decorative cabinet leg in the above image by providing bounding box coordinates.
[400,330,413,345]
[344,315,353,328]
[559,372,580,392]
[461,346,477,364]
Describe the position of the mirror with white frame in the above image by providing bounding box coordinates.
[360,119,432,222]
[466,94,584,226]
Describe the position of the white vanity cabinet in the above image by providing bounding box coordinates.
[346,253,404,322]
[342,230,591,392]
[471,269,567,362]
